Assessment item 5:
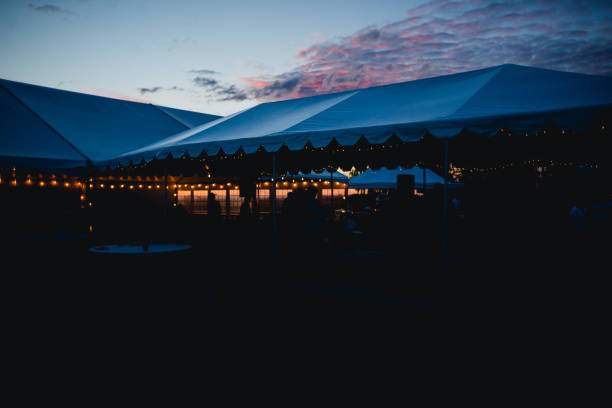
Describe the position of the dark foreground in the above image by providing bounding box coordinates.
[3,213,606,325]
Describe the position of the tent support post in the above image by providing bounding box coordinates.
[442,141,449,289]
[423,165,426,195]
[272,152,278,265]
[330,168,334,209]
[163,164,168,242]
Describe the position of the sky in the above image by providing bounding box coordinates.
[1,0,611,116]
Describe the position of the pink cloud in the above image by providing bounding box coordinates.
[211,0,612,102]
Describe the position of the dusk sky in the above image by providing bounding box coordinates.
[1,0,611,116]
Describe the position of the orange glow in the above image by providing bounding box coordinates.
[148,185,152,189]
[80,195,85,201]
[26,179,32,185]
[129,185,134,190]
[138,184,143,189]
[110,185,115,189]
[64,182,70,188]
[120,184,125,188]
[50,180,58,186]
[156,185,160,189]
[89,184,93,188]
[39,181,45,187]
[100,184,105,188]
[11,180,17,186]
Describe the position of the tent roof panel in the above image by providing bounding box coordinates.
[0,78,220,166]
[0,84,86,168]
[451,64,612,119]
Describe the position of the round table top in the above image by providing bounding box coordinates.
[89,243,192,254]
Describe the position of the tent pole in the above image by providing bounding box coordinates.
[163,164,168,242]
[442,141,449,289]
[423,165,426,194]
[272,152,278,265]
[330,168,334,209]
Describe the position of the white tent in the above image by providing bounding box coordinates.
[106,64,612,167]
[0,78,220,170]
[263,170,349,183]
[349,166,459,190]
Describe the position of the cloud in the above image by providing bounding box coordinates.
[193,77,218,88]
[225,0,612,102]
[138,87,162,95]
[189,69,219,75]
[138,86,184,95]
[28,3,77,15]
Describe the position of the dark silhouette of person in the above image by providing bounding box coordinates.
[207,192,221,220]
[239,196,252,221]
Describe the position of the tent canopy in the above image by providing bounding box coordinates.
[0,78,220,170]
[349,166,457,190]
[112,64,612,167]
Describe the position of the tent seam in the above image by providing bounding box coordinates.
[150,104,191,130]
[446,66,505,119]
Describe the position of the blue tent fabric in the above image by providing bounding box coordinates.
[153,105,221,129]
[110,64,612,167]
[0,85,87,169]
[0,78,220,169]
